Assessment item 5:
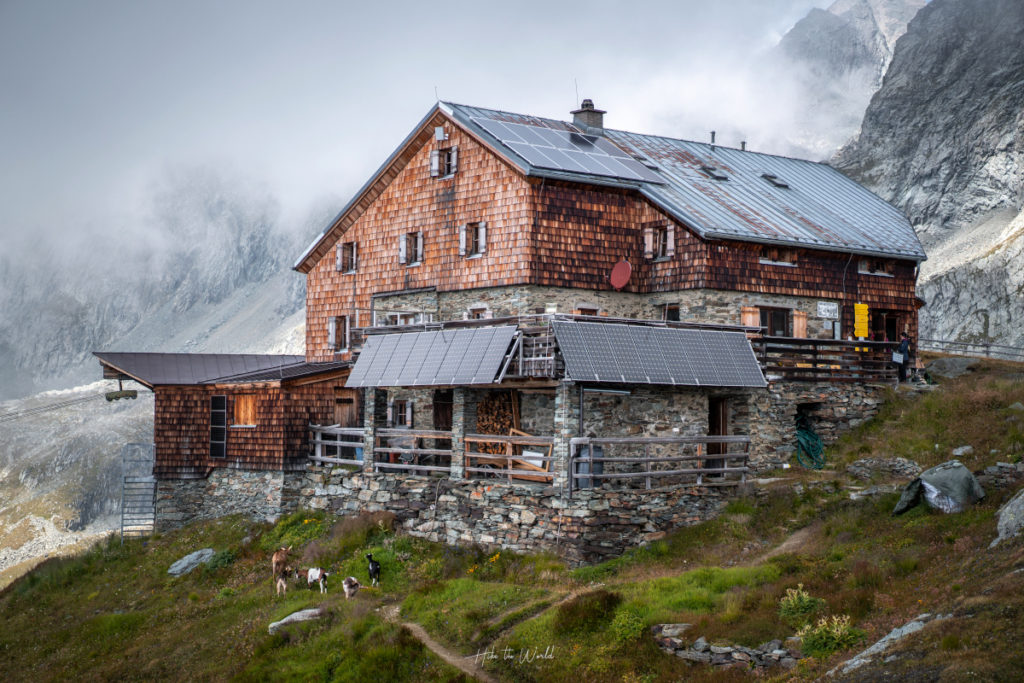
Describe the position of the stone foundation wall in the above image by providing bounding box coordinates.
[371,284,841,338]
[301,468,732,565]
[154,469,304,531]
[748,381,888,469]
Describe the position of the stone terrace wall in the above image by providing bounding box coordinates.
[301,468,733,565]
[748,381,888,469]
[154,469,304,531]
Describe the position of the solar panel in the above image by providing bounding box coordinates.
[477,326,517,382]
[411,331,444,385]
[399,331,437,386]
[552,321,764,388]
[433,329,472,385]
[470,117,663,184]
[380,333,418,386]
[552,321,598,381]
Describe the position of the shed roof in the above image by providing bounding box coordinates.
[93,352,306,388]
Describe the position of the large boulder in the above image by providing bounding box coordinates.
[990,488,1024,547]
[893,460,984,515]
[269,608,324,634]
[925,357,980,379]
[168,548,216,576]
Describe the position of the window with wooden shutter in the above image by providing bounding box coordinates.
[665,224,675,257]
[459,224,466,256]
[643,226,654,259]
[327,317,336,349]
[232,395,257,426]
[329,316,349,351]
[335,243,343,271]
[390,399,413,427]
[398,234,407,264]
[449,145,458,174]
[465,222,486,257]
[430,149,440,177]
[478,221,486,254]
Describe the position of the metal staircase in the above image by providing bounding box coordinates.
[120,443,155,542]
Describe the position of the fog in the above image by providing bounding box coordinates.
[1,0,831,248]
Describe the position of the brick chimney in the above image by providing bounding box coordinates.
[571,99,606,133]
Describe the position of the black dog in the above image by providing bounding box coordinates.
[366,553,381,587]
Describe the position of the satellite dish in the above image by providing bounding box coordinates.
[609,260,632,291]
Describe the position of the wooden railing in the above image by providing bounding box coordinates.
[372,428,453,475]
[309,424,365,466]
[568,435,750,496]
[752,336,898,382]
[464,433,556,484]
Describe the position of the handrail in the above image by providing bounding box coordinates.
[464,433,555,484]
[568,435,750,496]
[372,428,453,475]
[752,336,898,382]
[919,337,1024,362]
[309,424,365,466]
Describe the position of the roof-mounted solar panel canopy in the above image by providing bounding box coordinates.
[552,321,766,388]
[470,117,663,184]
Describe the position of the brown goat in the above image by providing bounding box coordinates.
[271,546,292,579]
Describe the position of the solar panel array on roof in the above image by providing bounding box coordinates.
[470,116,663,184]
[551,321,766,388]
[346,326,517,387]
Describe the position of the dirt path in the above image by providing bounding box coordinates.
[380,605,497,682]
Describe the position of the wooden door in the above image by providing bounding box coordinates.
[432,390,453,451]
[708,397,728,471]
[334,388,361,427]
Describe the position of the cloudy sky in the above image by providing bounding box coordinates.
[0,0,828,246]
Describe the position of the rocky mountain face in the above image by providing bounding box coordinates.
[834,0,1024,348]
[774,0,925,157]
[0,167,317,402]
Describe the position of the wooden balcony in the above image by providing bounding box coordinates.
[751,336,898,383]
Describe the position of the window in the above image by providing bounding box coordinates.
[859,258,894,276]
[399,231,423,265]
[574,306,599,316]
[664,304,680,322]
[643,223,675,260]
[430,146,458,177]
[467,306,492,320]
[459,222,487,257]
[336,242,358,273]
[232,395,256,427]
[389,399,413,428]
[210,395,226,458]
[760,308,791,337]
[381,311,424,326]
[328,315,350,351]
[760,246,797,265]
[700,165,728,180]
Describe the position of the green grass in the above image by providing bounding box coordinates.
[2,359,1024,681]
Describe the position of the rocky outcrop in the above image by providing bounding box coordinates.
[167,548,216,576]
[991,487,1024,547]
[833,0,1024,348]
[773,0,925,156]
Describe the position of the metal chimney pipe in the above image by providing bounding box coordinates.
[741,140,746,151]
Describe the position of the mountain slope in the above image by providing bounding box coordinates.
[833,0,1024,347]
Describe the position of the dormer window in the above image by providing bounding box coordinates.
[643,223,675,260]
[459,222,487,257]
[759,246,797,266]
[399,231,423,266]
[430,146,458,177]
[336,241,358,273]
[700,165,728,181]
[761,173,789,188]
[859,258,894,276]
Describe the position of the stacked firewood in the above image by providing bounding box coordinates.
[475,392,517,454]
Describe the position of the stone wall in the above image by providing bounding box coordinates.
[371,284,842,338]
[301,468,731,565]
[747,381,888,469]
[154,469,304,531]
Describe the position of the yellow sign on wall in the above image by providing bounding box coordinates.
[854,303,869,338]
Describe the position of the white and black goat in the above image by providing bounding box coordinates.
[366,553,381,587]
[302,567,330,594]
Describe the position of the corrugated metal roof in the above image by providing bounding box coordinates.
[219,360,351,383]
[444,102,924,261]
[93,352,306,387]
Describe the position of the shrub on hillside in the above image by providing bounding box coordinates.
[778,583,826,628]
[553,589,622,635]
[797,615,865,657]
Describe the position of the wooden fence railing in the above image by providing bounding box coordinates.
[752,337,898,382]
[919,338,1024,362]
[464,433,556,484]
[568,435,750,496]
[372,428,453,475]
[309,425,365,466]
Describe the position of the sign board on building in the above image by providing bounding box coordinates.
[817,301,840,319]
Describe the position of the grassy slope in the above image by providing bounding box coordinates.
[1,358,1022,682]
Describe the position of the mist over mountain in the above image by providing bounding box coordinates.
[833,0,1024,347]
[0,167,324,401]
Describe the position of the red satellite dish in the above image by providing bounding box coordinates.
[609,259,632,291]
